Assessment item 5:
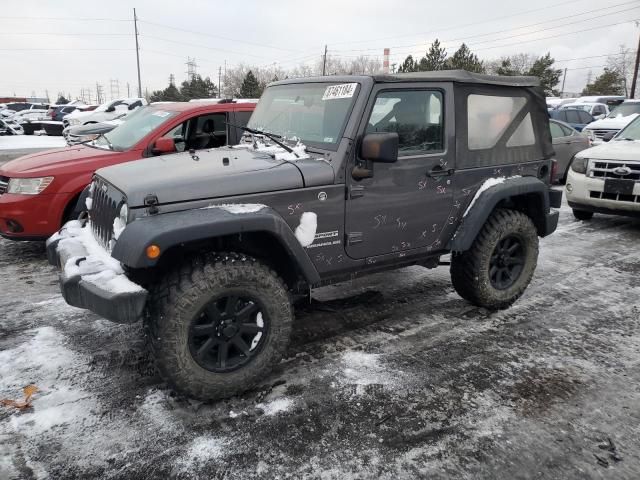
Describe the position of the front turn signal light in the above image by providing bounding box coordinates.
[146,244,161,259]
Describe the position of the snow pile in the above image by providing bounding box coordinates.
[176,435,228,471]
[256,397,294,416]
[234,138,310,161]
[0,135,67,150]
[82,270,144,294]
[295,212,317,247]
[340,351,398,388]
[112,216,126,240]
[54,220,145,294]
[202,203,266,214]
[463,176,520,217]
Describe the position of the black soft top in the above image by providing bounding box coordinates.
[272,70,539,88]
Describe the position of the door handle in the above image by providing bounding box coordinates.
[428,166,454,177]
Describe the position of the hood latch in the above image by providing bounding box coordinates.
[144,194,159,215]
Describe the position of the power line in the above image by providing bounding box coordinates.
[333,2,640,54]
[329,0,583,46]
[139,34,269,59]
[0,48,134,51]
[137,19,299,53]
[0,16,129,21]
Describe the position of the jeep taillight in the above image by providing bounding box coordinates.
[550,159,558,182]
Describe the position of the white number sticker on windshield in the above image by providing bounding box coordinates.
[152,111,171,117]
[322,83,358,101]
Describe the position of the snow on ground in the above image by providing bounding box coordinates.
[0,201,640,479]
[0,135,66,150]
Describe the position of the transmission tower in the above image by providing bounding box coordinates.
[96,83,104,104]
[185,57,198,81]
[110,79,120,100]
[169,74,176,86]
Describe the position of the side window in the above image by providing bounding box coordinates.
[162,122,187,152]
[467,95,526,150]
[579,111,592,123]
[559,123,574,136]
[593,105,604,115]
[186,113,227,150]
[565,110,580,124]
[366,90,443,155]
[506,113,535,147]
[549,121,565,139]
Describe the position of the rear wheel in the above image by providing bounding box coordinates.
[146,254,293,400]
[572,209,593,221]
[450,208,539,310]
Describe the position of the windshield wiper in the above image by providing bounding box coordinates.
[615,137,636,141]
[226,122,299,158]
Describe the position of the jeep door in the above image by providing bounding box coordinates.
[345,83,455,259]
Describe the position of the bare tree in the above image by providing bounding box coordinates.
[606,45,635,97]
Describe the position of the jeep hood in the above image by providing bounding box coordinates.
[577,140,640,162]
[584,113,639,130]
[0,145,118,177]
[95,146,335,207]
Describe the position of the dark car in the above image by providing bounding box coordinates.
[549,119,589,183]
[549,108,594,132]
[47,105,80,122]
[47,71,561,400]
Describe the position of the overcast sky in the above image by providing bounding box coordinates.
[1,0,638,102]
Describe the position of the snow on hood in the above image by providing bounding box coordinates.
[233,138,310,161]
[584,113,639,130]
[576,139,640,162]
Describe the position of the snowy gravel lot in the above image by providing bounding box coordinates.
[0,203,639,479]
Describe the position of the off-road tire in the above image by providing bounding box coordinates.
[450,208,538,310]
[146,253,293,400]
[572,209,593,221]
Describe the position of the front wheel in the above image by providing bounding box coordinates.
[450,208,539,310]
[147,254,293,400]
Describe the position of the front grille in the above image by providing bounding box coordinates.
[590,128,619,139]
[0,176,8,195]
[590,191,640,203]
[89,177,125,249]
[590,160,640,181]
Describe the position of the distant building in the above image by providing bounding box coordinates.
[0,96,49,104]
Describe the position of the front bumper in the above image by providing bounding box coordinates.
[0,192,68,240]
[46,220,147,324]
[565,169,640,215]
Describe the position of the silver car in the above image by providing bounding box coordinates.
[549,119,590,183]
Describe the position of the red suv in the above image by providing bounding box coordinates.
[0,101,255,240]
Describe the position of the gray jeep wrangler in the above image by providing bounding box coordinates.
[47,71,562,399]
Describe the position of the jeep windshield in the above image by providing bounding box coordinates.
[247,82,360,150]
[90,107,177,151]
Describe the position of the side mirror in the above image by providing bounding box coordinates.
[152,137,176,154]
[360,132,399,163]
[105,106,116,113]
[602,131,616,142]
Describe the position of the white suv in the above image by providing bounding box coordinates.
[582,100,640,145]
[566,115,640,220]
[63,97,146,128]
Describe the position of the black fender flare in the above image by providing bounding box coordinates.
[449,176,556,252]
[111,206,320,284]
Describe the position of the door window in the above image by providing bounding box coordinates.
[162,122,187,152]
[506,113,535,147]
[186,113,227,150]
[366,90,443,155]
[565,110,580,124]
[578,111,592,124]
[549,121,565,139]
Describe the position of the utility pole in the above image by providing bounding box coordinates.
[96,83,103,103]
[322,45,328,76]
[133,8,142,98]
[561,68,567,96]
[224,60,227,98]
[126,82,130,97]
[218,66,222,98]
[110,79,120,100]
[631,26,640,99]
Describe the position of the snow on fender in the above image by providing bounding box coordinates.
[295,212,317,247]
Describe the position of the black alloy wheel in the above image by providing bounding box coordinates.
[188,294,268,373]
[489,235,525,290]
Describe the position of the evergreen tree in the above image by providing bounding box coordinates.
[398,55,417,73]
[495,59,520,76]
[444,43,485,73]
[240,70,262,98]
[179,74,217,100]
[55,95,69,105]
[417,39,447,71]
[582,68,625,95]
[526,53,562,96]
